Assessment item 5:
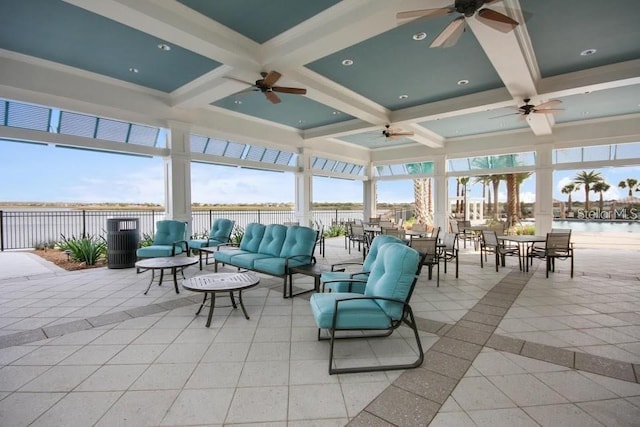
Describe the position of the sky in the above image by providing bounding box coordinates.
[1,139,638,205]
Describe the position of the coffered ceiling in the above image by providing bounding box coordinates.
[1,0,639,166]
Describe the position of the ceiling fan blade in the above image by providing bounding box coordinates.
[391,131,414,136]
[223,76,255,87]
[431,17,466,48]
[262,71,282,87]
[265,91,281,104]
[532,109,564,114]
[534,99,562,109]
[477,8,518,33]
[396,7,454,21]
[272,86,307,95]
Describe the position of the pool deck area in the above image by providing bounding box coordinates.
[0,233,639,426]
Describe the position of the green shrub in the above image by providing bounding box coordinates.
[514,224,536,235]
[231,225,245,245]
[324,224,347,237]
[139,232,154,247]
[58,234,107,265]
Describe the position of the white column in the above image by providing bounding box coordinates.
[363,166,376,221]
[535,144,554,234]
[433,155,448,232]
[294,148,313,226]
[164,122,192,235]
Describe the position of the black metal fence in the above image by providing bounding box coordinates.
[0,209,363,250]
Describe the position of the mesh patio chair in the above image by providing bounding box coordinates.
[529,231,574,278]
[480,230,520,272]
[439,232,459,278]
[409,236,440,286]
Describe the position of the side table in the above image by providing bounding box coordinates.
[182,272,260,327]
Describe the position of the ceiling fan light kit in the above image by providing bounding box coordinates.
[398,0,519,48]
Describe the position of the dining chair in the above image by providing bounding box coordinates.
[479,230,520,272]
[439,232,459,278]
[409,236,440,286]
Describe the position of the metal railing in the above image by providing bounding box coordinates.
[0,209,364,250]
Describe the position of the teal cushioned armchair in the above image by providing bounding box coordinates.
[310,242,425,374]
[187,218,235,269]
[136,220,188,259]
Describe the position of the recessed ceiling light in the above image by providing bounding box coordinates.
[457,79,469,86]
[341,59,354,66]
[582,111,590,116]
[128,67,139,73]
[332,111,340,115]
[298,119,305,124]
[398,94,409,99]
[157,43,171,51]
[234,100,242,105]
[412,32,427,41]
[580,48,597,56]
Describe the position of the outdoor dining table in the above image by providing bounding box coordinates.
[498,235,546,272]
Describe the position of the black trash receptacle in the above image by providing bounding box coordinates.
[107,218,140,269]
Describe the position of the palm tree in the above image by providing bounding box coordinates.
[592,181,610,212]
[618,178,638,197]
[459,176,470,219]
[474,175,492,216]
[561,183,578,217]
[490,175,502,220]
[515,172,532,217]
[574,170,603,211]
[506,174,518,227]
[406,163,433,225]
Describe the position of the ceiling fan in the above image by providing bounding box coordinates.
[491,98,564,120]
[225,71,307,104]
[382,124,414,139]
[397,0,519,48]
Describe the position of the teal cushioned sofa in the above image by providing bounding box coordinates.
[213,223,318,298]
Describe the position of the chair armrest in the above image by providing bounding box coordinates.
[331,294,410,325]
[321,278,367,293]
[216,242,240,249]
[330,262,364,271]
[172,240,189,256]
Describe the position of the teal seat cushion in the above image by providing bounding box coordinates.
[209,218,234,241]
[187,238,225,250]
[280,226,317,259]
[321,271,366,293]
[310,293,392,329]
[213,248,247,264]
[229,253,272,270]
[137,245,184,258]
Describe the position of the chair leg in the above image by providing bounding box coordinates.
[546,257,551,278]
[480,249,484,268]
[455,256,459,278]
[570,255,574,278]
[436,262,440,287]
[495,252,499,272]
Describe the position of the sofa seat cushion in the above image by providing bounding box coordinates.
[229,253,273,270]
[137,245,184,258]
[310,293,391,330]
[321,271,367,293]
[213,249,247,264]
[257,224,287,256]
[188,238,225,250]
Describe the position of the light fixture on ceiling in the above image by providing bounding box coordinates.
[332,111,340,115]
[298,119,305,124]
[457,79,469,86]
[580,48,597,56]
[128,67,139,73]
[341,59,354,66]
[157,43,171,51]
[398,94,408,99]
[412,32,427,41]
[233,100,242,105]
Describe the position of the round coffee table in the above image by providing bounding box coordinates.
[135,256,198,295]
[182,272,260,327]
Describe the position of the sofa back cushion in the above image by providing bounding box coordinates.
[257,224,287,256]
[154,220,186,245]
[364,243,420,320]
[280,226,317,259]
[240,223,266,252]
[209,218,234,242]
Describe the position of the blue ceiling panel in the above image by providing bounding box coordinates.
[213,93,353,130]
[524,0,640,78]
[177,0,341,43]
[0,0,221,93]
[306,15,504,110]
[554,85,640,124]
[419,108,529,138]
